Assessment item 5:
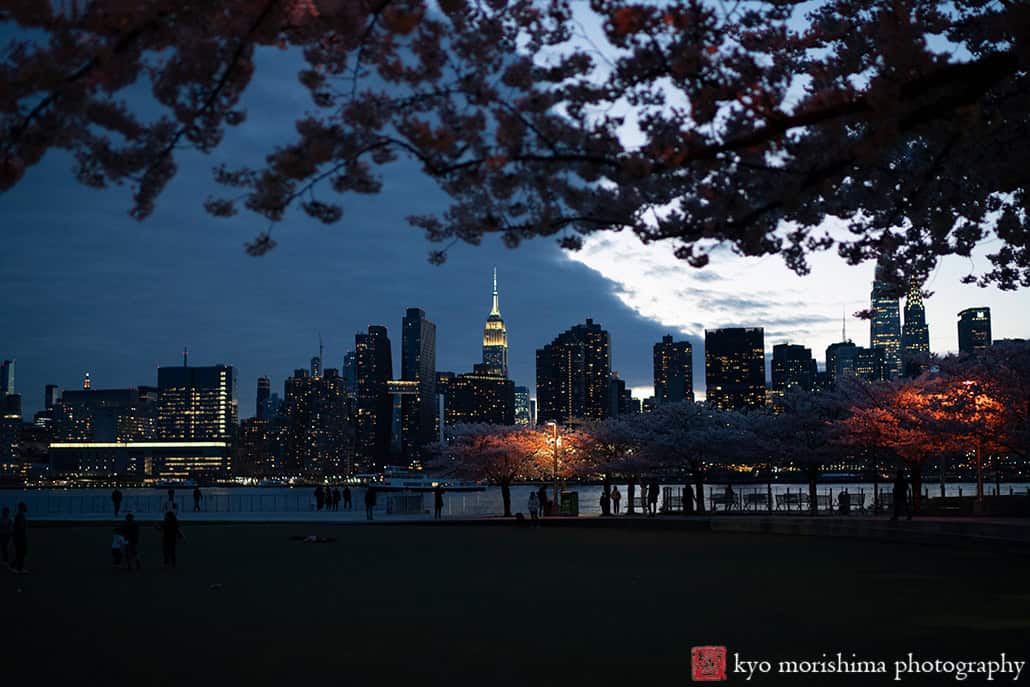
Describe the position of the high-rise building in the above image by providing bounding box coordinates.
[236,418,284,477]
[355,325,393,471]
[853,346,887,381]
[900,281,931,376]
[870,267,902,378]
[536,319,611,424]
[608,374,639,416]
[401,307,437,452]
[653,335,694,404]
[341,351,357,396]
[45,384,60,409]
[704,327,766,411]
[771,344,817,392]
[444,364,515,426]
[157,364,237,441]
[482,269,509,377]
[826,340,858,385]
[514,386,532,427]
[256,376,271,420]
[958,308,991,353]
[0,359,14,396]
[284,367,352,476]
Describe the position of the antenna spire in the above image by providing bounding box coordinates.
[842,309,846,342]
[183,347,188,367]
[489,268,501,316]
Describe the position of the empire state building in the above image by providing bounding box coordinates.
[482,269,509,377]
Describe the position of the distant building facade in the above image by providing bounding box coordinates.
[705,327,766,411]
[355,325,393,471]
[870,269,902,378]
[482,269,509,377]
[401,307,437,454]
[444,365,515,427]
[514,386,532,427]
[771,343,817,393]
[653,335,694,404]
[536,319,611,424]
[958,308,991,353]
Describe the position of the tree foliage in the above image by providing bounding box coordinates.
[2,0,1028,287]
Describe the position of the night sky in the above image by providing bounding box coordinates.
[3,45,1028,419]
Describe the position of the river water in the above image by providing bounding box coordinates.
[4,481,1028,520]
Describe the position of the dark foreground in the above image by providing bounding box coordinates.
[4,523,1029,686]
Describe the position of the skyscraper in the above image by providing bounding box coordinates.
[771,344,817,392]
[514,386,532,427]
[401,308,437,451]
[958,308,992,353]
[157,364,237,441]
[44,384,60,409]
[536,319,611,424]
[341,350,357,396]
[608,374,639,416]
[0,359,13,396]
[444,365,516,426]
[355,325,393,471]
[870,267,902,378]
[482,269,509,377]
[901,281,931,375]
[826,340,858,385]
[652,335,694,404]
[256,376,271,420]
[704,328,766,411]
[284,367,351,476]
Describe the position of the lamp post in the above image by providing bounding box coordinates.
[546,421,560,514]
[962,380,985,505]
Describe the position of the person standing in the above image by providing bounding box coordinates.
[111,489,123,517]
[364,487,377,521]
[192,487,202,512]
[163,488,177,514]
[160,511,185,568]
[332,487,341,512]
[611,486,622,515]
[0,505,11,566]
[123,513,142,571]
[683,484,695,514]
[528,492,539,523]
[599,489,611,517]
[648,480,660,516]
[891,468,909,521]
[315,486,325,512]
[342,486,352,511]
[433,485,444,520]
[536,485,548,518]
[12,502,28,574]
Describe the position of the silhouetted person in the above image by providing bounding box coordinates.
[537,485,548,517]
[111,489,123,517]
[364,487,377,521]
[160,511,185,567]
[0,505,11,566]
[315,486,325,512]
[192,487,202,512]
[599,489,611,516]
[434,485,444,519]
[724,484,736,512]
[648,480,660,516]
[528,492,540,522]
[12,502,28,574]
[683,484,695,514]
[891,468,909,521]
[332,487,341,512]
[611,486,622,515]
[839,489,851,516]
[342,486,352,511]
[124,513,142,570]
[163,488,177,514]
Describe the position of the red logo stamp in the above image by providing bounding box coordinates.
[691,646,728,682]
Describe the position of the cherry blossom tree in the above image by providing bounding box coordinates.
[574,416,649,514]
[3,1,1028,288]
[430,423,547,517]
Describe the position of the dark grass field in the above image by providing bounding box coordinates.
[4,522,1029,686]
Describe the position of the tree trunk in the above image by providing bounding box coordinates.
[767,482,774,514]
[693,464,706,514]
[501,482,512,518]
[910,464,921,516]
[807,465,819,516]
[602,479,611,516]
[627,478,637,515]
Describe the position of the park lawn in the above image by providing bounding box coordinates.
[3,522,1029,686]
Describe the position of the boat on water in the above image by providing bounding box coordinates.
[153,479,198,489]
[363,468,484,493]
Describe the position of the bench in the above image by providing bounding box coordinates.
[710,493,738,511]
[835,494,865,514]
[776,493,806,510]
[743,493,770,511]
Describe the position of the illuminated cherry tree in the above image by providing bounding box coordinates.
[3,1,1028,287]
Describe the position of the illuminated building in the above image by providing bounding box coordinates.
[704,327,765,411]
[771,344,817,392]
[310,356,322,379]
[536,319,611,424]
[341,351,357,396]
[82,372,91,390]
[958,308,991,353]
[826,340,857,386]
[355,325,393,471]
[870,266,902,378]
[256,376,271,420]
[482,269,509,377]
[514,386,532,427]
[388,379,420,465]
[157,364,237,442]
[236,417,284,476]
[401,307,437,453]
[853,346,887,381]
[444,365,515,426]
[283,367,352,476]
[45,384,59,409]
[0,359,14,395]
[901,281,931,375]
[0,417,19,480]
[653,335,694,404]
[2,394,21,420]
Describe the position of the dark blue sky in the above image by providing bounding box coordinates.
[1,48,680,417]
